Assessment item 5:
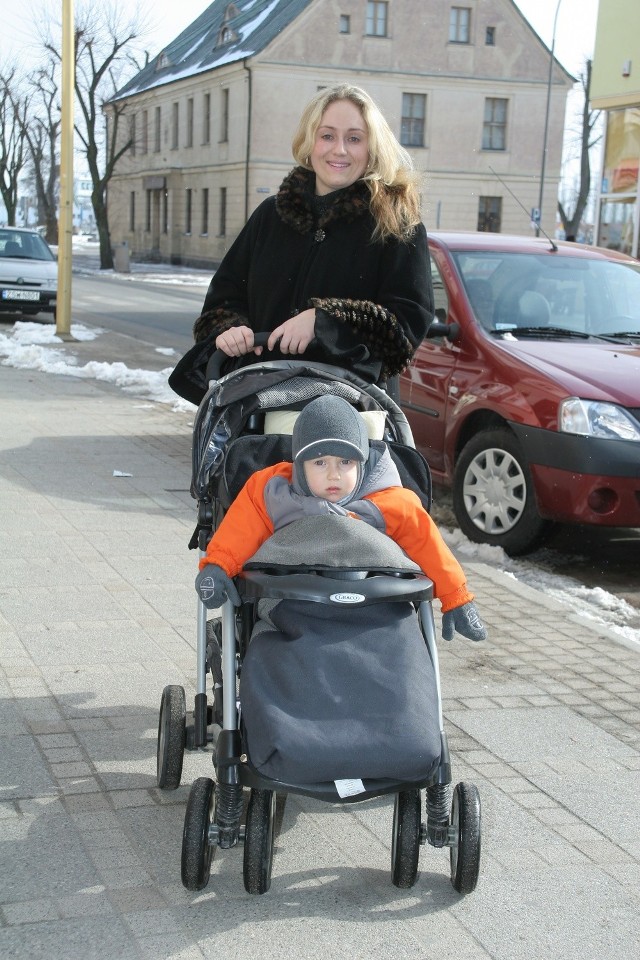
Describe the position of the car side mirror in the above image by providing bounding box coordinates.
[427,310,460,341]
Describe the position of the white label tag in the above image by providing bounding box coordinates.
[334,778,366,798]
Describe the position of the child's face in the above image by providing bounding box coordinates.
[303,456,359,502]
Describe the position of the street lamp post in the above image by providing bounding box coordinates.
[57,0,74,338]
[537,0,563,238]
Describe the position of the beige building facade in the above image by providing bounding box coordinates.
[591,0,640,258]
[107,0,573,268]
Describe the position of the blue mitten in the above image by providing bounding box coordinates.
[442,601,486,642]
[195,564,240,609]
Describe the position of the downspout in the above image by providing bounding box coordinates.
[243,60,252,224]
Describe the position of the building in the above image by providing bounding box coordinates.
[590,0,640,258]
[106,0,573,267]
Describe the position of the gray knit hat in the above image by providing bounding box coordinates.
[292,396,369,463]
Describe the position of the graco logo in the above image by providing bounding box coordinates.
[330,592,366,604]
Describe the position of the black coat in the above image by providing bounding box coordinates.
[169,168,433,404]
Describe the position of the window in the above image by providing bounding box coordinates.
[202,188,209,235]
[401,93,426,147]
[482,98,507,150]
[185,189,192,234]
[477,196,502,232]
[162,190,169,234]
[366,1,388,37]
[154,106,161,152]
[203,93,211,144]
[485,26,496,45]
[129,192,135,232]
[186,98,194,148]
[339,14,350,33]
[141,110,148,154]
[449,6,470,43]
[219,186,227,236]
[220,88,229,142]
[145,190,152,231]
[129,114,136,155]
[171,102,179,149]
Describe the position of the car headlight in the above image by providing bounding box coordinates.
[559,397,640,442]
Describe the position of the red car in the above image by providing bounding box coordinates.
[400,231,640,555]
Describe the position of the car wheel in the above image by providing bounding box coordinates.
[453,428,551,555]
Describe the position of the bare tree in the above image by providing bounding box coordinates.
[0,68,29,225]
[558,60,601,241]
[46,5,143,268]
[16,58,61,244]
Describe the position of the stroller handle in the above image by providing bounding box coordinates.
[205,332,271,383]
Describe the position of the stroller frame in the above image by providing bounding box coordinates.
[157,353,482,896]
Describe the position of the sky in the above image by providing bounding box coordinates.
[3,1,599,77]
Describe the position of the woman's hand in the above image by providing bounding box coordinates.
[215,325,263,357]
[267,309,316,354]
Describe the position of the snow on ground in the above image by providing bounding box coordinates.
[2,303,638,650]
[0,320,196,413]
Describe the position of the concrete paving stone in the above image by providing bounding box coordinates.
[137,937,207,960]
[0,915,140,960]
[1,735,58,800]
[57,889,115,918]
[447,705,636,764]
[57,776,102,795]
[1,898,59,924]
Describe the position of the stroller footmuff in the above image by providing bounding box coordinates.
[239,517,442,786]
[157,354,482,896]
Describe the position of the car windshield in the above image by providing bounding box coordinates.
[0,231,55,262]
[452,251,640,338]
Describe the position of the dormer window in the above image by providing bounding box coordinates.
[156,51,172,71]
[218,26,237,45]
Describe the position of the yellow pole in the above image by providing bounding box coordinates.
[57,0,74,338]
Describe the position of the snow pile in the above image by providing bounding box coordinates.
[0,321,195,413]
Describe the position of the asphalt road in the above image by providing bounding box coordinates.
[72,269,206,355]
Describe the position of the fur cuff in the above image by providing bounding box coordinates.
[193,308,247,342]
[310,297,413,378]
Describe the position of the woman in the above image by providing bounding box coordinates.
[170,84,433,404]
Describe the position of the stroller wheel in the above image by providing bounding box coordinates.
[450,782,481,895]
[391,789,421,888]
[182,777,216,890]
[157,684,186,789]
[243,789,276,895]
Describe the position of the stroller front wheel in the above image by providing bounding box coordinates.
[157,684,186,789]
[243,789,276,895]
[391,789,421,888]
[449,781,481,894]
[182,777,217,890]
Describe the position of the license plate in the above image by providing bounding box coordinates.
[2,290,40,302]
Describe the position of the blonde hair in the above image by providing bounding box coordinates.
[291,84,423,242]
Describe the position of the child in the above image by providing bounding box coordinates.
[195,395,486,642]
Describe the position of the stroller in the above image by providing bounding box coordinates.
[158,341,482,896]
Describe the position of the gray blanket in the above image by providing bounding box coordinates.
[239,597,441,785]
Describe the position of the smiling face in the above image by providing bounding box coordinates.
[310,99,370,196]
[303,456,360,502]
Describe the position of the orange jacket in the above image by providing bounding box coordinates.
[200,462,472,612]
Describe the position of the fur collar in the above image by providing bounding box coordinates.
[275,167,371,235]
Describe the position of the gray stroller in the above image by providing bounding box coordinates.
[158,345,482,895]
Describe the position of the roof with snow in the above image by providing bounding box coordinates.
[114,0,314,100]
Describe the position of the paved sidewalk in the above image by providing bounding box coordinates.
[1,355,639,960]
